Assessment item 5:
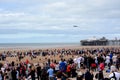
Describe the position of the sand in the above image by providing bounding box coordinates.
[0,45,119,51]
[0,45,120,64]
[0,45,120,80]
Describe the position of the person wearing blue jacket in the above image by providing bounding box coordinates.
[59,59,67,72]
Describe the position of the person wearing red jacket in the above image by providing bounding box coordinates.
[66,64,71,77]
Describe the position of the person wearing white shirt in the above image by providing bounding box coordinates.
[105,55,110,67]
[74,56,78,64]
[1,67,5,73]
[55,63,59,73]
[77,56,82,69]
[109,65,120,80]
[112,54,117,64]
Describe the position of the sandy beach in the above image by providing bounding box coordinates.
[0,45,119,64]
[0,45,119,51]
[0,45,119,80]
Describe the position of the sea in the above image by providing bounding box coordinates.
[0,43,80,49]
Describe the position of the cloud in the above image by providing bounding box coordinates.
[0,0,120,42]
[0,12,25,17]
[44,1,67,9]
[0,32,119,42]
[0,33,66,39]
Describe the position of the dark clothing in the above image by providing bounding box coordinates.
[85,71,93,80]
[95,71,104,80]
[90,74,94,80]
[76,74,84,80]
[30,70,35,80]
[11,70,17,80]
[97,57,104,64]
[37,66,41,80]
[71,68,77,78]
[41,68,48,80]
[56,71,62,78]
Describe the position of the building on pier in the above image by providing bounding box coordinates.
[80,37,120,46]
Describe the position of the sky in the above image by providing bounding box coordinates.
[0,0,120,43]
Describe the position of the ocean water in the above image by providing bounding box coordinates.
[0,43,80,49]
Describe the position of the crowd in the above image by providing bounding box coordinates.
[0,47,120,80]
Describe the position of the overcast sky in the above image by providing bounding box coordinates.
[0,0,120,43]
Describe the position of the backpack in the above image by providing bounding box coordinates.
[110,73,116,80]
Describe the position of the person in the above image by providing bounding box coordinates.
[112,54,117,65]
[99,62,105,71]
[109,65,120,80]
[77,56,82,69]
[47,66,54,80]
[36,64,41,80]
[59,59,66,72]
[76,69,84,80]
[55,63,59,73]
[105,55,110,67]
[7,68,12,80]
[109,52,113,65]
[116,57,120,70]
[90,70,94,80]
[61,72,68,80]
[29,66,35,80]
[66,63,71,77]
[11,67,17,80]
[84,69,93,80]
[41,67,48,80]
[0,70,3,80]
[95,70,104,80]
[71,63,77,78]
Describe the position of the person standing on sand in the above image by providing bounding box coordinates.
[90,70,94,80]
[109,65,120,80]
[66,63,71,77]
[0,71,3,80]
[112,54,117,65]
[59,59,67,72]
[76,69,84,80]
[116,58,120,70]
[29,66,35,80]
[99,62,105,71]
[11,67,17,80]
[41,67,48,80]
[95,70,104,80]
[47,66,54,80]
[36,64,41,80]
[86,55,92,71]
[77,55,82,69]
[55,62,59,73]
[109,52,113,65]
[84,69,93,80]
[71,63,77,78]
